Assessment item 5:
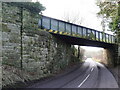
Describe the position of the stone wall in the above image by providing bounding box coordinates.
[104,48,115,66]
[22,30,75,76]
[103,45,118,67]
[2,2,22,68]
[1,2,80,87]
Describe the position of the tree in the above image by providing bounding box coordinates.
[97,1,120,65]
[97,0,120,43]
[97,1,118,31]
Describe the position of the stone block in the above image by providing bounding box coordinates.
[1,2,80,87]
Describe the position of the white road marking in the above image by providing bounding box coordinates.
[78,74,90,88]
[91,68,94,72]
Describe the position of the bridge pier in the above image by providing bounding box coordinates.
[114,45,119,66]
[118,44,120,65]
[112,44,120,66]
[102,45,118,67]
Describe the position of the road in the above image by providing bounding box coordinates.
[27,58,119,88]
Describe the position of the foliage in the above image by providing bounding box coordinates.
[6,2,46,14]
[97,1,119,32]
[109,15,119,32]
[97,1,120,43]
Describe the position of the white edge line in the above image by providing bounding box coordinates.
[78,74,90,88]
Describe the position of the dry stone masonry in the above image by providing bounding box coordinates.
[1,2,80,87]
[1,2,119,88]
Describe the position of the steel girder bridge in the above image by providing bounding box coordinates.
[38,15,117,48]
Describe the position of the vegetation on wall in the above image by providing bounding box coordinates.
[5,2,46,14]
[97,1,120,43]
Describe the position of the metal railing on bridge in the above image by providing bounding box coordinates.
[38,15,116,44]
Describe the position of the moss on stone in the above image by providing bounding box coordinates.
[2,23,11,32]
[2,2,82,88]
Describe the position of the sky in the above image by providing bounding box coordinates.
[32,0,113,51]
[32,0,113,35]
[80,46,103,51]
[74,45,103,51]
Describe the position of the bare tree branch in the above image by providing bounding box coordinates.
[62,11,84,25]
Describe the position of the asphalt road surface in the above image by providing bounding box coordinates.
[28,58,119,88]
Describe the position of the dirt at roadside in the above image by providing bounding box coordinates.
[2,62,83,89]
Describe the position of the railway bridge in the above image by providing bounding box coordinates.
[38,15,119,66]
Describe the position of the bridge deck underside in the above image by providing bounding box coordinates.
[51,33,115,48]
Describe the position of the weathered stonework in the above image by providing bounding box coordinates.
[104,48,115,66]
[2,3,21,25]
[1,2,80,87]
[22,30,76,77]
[103,44,119,67]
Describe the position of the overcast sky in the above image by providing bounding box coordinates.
[33,0,113,34]
[32,0,108,50]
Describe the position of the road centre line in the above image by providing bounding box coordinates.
[78,74,90,87]
[91,68,94,72]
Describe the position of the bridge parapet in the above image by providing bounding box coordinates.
[38,15,116,44]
